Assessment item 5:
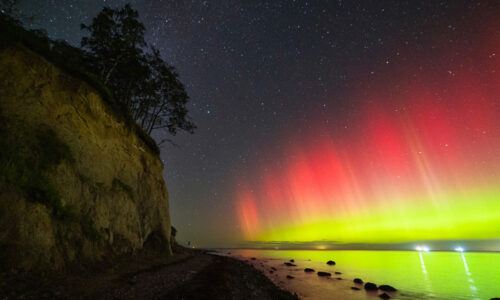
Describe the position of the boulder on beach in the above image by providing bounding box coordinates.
[251,257,256,260]
[271,267,277,271]
[284,262,296,266]
[317,271,331,277]
[290,259,295,262]
[286,275,295,279]
[379,293,391,299]
[353,278,363,284]
[490,298,500,300]
[351,287,361,290]
[336,277,342,280]
[379,285,397,292]
[326,260,336,265]
[304,268,315,272]
[335,271,341,274]
[364,282,378,291]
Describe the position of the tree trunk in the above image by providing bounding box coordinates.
[103,55,122,85]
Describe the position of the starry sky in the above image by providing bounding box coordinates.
[15,1,500,248]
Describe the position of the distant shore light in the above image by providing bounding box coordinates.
[416,245,430,252]
[455,247,465,252]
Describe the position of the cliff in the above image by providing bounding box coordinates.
[0,42,172,272]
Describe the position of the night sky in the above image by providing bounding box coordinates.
[15,1,500,248]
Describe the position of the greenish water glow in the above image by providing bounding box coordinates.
[230,249,500,300]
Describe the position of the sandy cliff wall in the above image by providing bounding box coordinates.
[0,43,172,272]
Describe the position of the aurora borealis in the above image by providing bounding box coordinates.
[236,17,500,245]
[21,1,500,248]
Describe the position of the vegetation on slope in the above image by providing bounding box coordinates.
[0,118,101,241]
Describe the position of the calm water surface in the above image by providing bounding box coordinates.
[220,249,500,300]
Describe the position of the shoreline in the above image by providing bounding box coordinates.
[217,249,499,300]
[218,250,404,300]
[5,247,495,299]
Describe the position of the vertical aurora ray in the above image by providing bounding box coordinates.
[234,21,500,245]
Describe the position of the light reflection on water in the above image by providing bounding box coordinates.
[221,249,500,300]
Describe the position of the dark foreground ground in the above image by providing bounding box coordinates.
[0,249,298,300]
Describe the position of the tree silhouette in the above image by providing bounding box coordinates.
[81,4,195,135]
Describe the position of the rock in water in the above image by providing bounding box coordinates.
[379,285,397,292]
[304,268,315,272]
[379,293,391,299]
[351,287,360,291]
[284,262,296,266]
[286,275,295,279]
[364,282,378,291]
[317,271,331,277]
[335,271,342,274]
[290,259,295,262]
[326,260,336,265]
[353,278,364,284]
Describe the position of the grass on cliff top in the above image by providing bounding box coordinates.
[0,13,159,155]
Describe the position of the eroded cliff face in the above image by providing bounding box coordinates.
[0,43,172,272]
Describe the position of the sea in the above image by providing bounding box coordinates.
[214,249,500,300]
